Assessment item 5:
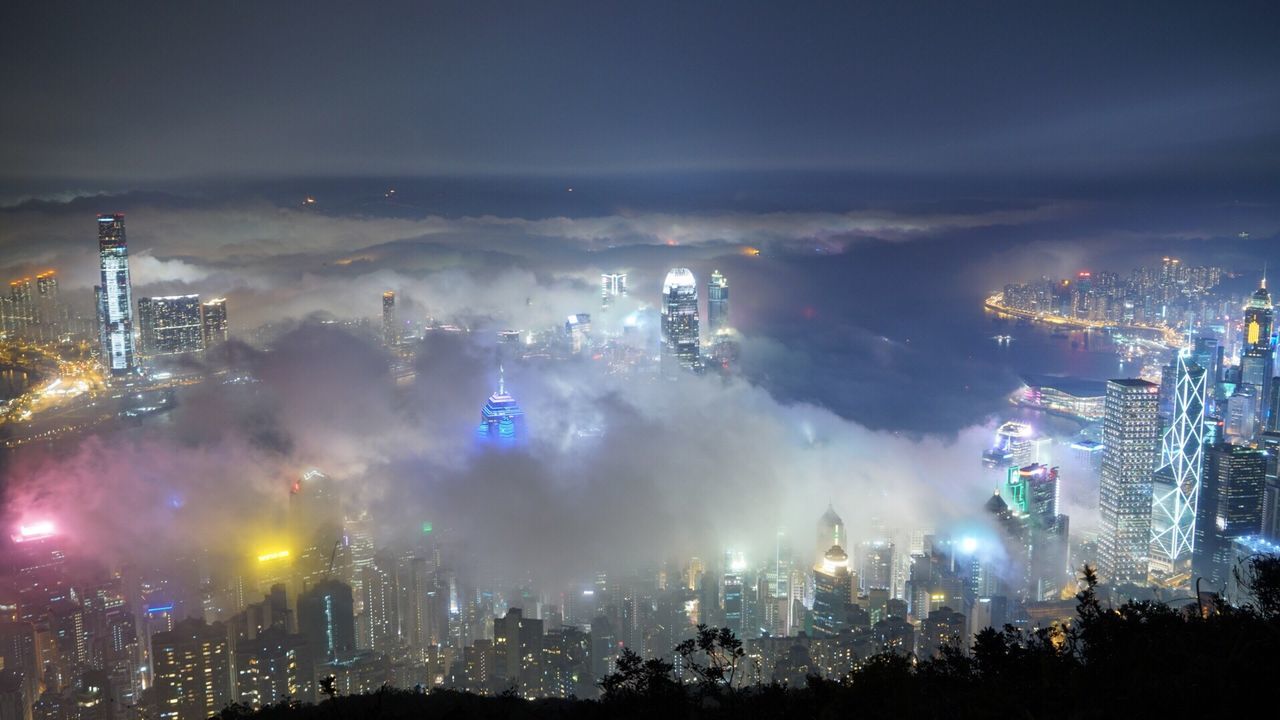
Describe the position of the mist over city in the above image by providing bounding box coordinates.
[1,3,1279,719]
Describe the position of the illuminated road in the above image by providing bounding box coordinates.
[984,293,1185,348]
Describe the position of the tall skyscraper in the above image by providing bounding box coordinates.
[475,366,526,447]
[1150,354,1207,571]
[811,545,853,637]
[1193,444,1267,588]
[382,291,397,347]
[138,295,205,357]
[600,272,627,310]
[1240,274,1274,431]
[1098,379,1160,586]
[297,580,355,663]
[201,298,228,347]
[96,214,136,375]
[707,269,729,336]
[815,504,845,568]
[660,268,700,375]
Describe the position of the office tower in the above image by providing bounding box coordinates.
[0,622,38,719]
[722,563,744,637]
[859,541,894,594]
[96,214,136,375]
[564,313,591,354]
[297,580,355,663]
[1003,464,1071,599]
[1098,379,1160,586]
[1150,355,1207,572]
[492,609,543,698]
[811,546,853,637]
[660,268,700,374]
[149,618,233,720]
[33,271,60,342]
[474,366,526,446]
[1240,275,1275,429]
[1261,432,1280,540]
[1225,386,1259,441]
[600,272,627,310]
[816,504,845,567]
[982,421,1035,469]
[382,291,397,347]
[1192,444,1266,588]
[201,298,228,347]
[707,269,729,336]
[1191,336,1222,385]
[138,295,204,356]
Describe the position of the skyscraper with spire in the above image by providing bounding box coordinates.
[475,366,526,447]
[1239,270,1274,434]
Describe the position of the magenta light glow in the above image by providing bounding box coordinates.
[11,521,55,543]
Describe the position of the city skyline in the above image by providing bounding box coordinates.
[1,3,1279,717]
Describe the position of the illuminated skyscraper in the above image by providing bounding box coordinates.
[811,545,853,637]
[707,269,729,336]
[1150,354,1207,573]
[1193,444,1267,587]
[1240,274,1274,431]
[96,214,136,375]
[815,504,845,567]
[202,298,228,347]
[982,421,1035,469]
[601,272,627,310]
[660,268,700,374]
[1098,379,1160,586]
[382,291,397,347]
[475,366,526,447]
[138,295,204,356]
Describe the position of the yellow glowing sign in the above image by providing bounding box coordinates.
[1247,319,1260,346]
[257,550,290,562]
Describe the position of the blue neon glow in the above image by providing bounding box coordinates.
[146,604,174,613]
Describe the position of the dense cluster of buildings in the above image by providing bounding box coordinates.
[1095,274,1279,590]
[997,258,1226,328]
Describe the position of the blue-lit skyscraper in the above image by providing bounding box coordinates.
[96,214,136,375]
[475,366,526,447]
[1150,354,1207,573]
[660,268,700,375]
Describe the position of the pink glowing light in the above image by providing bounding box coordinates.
[11,521,55,543]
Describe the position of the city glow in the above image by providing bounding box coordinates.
[12,520,55,542]
[256,550,290,562]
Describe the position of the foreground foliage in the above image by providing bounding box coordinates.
[237,559,1280,719]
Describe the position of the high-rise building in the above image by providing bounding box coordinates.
[149,618,233,720]
[138,295,204,357]
[492,608,543,698]
[1150,355,1207,572]
[1098,379,1160,586]
[474,366,526,447]
[96,214,136,375]
[601,272,627,310]
[707,269,729,336]
[982,422,1035,469]
[564,314,591,354]
[816,504,845,568]
[382,291,397,347]
[201,298,228,347]
[811,545,853,637]
[660,268,700,374]
[1240,275,1275,431]
[297,580,355,664]
[1193,444,1267,588]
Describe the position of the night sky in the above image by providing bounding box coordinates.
[2,1,1278,184]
